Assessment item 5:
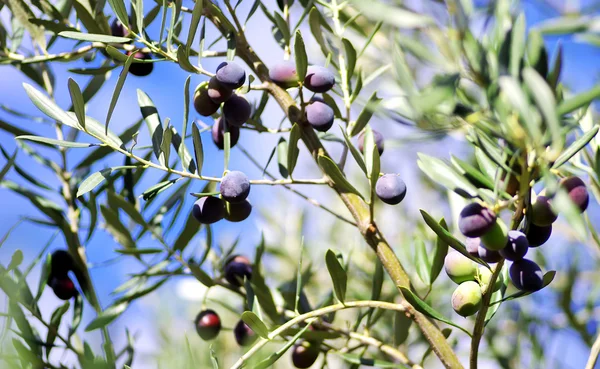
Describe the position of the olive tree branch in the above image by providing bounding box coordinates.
[585,329,600,369]
[202,4,463,369]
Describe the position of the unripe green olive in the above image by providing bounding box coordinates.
[476,266,503,292]
[480,219,508,251]
[452,281,482,317]
[444,251,477,284]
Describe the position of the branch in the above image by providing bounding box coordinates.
[202,4,463,369]
[586,330,600,369]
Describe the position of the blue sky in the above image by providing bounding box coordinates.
[1,0,600,368]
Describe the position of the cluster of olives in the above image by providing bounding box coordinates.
[110,19,154,77]
[193,62,250,150]
[47,250,79,300]
[445,176,589,317]
[193,255,320,367]
[193,171,252,224]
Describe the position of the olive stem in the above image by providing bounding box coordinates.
[585,330,600,369]
[230,300,407,369]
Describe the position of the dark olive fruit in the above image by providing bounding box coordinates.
[110,19,128,37]
[277,0,294,10]
[192,196,225,224]
[305,98,334,132]
[222,94,252,127]
[509,258,544,292]
[530,195,557,226]
[451,281,482,317]
[375,174,407,205]
[478,245,503,263]
[458,203,497,238]
[193,83,220,117]
[525,223,552,247]
[500,230,529,261]
[269,61,299,88]
[560,176,589,212]
[453,103,474,117]
[224,255,253,287]
[234,319,257,346]
[211,117,240,150]
[304,66,335,93]
[444,251,477,284]
[225,200,252,222]
[195,309,222,340]
[127,51,153,77]
[465,238,480,257]
[480,219,509,251]
[357,130,384,156]
[207,76,233,104]
[50,249,74,278]
[292,341,320,368]
[220,171,250,204]
[49,276,77,300]
[215,62,246,89]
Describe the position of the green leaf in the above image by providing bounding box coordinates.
[308,7,330,59]
[77,166,137,197]
[420,209,487,267]
[16,135,94,148]
[186,0,204,55]
[342,38,357,82]
[107,191,147,227]
[173,211,202,252]
[107,0,129,29]
[137,89,164,164]
[393,310,412,346]
[451,156,495,190]
[85,303,128,332]
[100,205,136,249]
[254,321,314,369]
[510,14,526,78]
[399,287,471,336]
[287,123,301,177]
[492,271,556,304]
[350,91,381,136]
[553,189,586,239]
[338,353,408,368]
[5,0,46,51]
[7,249,23,271]
[317,155,362,196]
[273,12,291,45]
[188,262,215,287]
[170,126,196,173]
[294,30,308,81]
[498,76,541,141]
[191,123,204,175]
[68,78,86,129]
[23,83,79,129]
[349,0,435,29]
[46,301,69,357]
[135,0,144,37]
[417,153,479,198]
[106,52,134,135]
[557,85,600,116]
[241,311,270,339]
[115,248,162,255]
[277,137,289,178]
[430,218,449,284]
[141,179,176,201]
[552,126,599,169]
[58,31,131,43]
[414,239,431,285]
[363,126,380,198]
[72,1,103,34]
[160,121,173,165]
[181,76,191,168]
[340,126,367,175]
[325,249,347,303]
[176,47,199,73]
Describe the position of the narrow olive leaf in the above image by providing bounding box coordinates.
[181,76,191,167]
[254,321,314,369]
[294,30,308,81]
[318,155,362,196]
[350,92,381,136]
[141,179,176,201]
[339,126,367,175]
[399,287,471,336]
[160,121,173,166]
[23,83,80,129]
[325,249,347,303]
[498,76,540,139]
[510,14,526,78]
[430,218,449,284]
[363,127,380,197]
[6,0,46,51]
[547,42,563,89]
[186,0,203,55]
[342,38,357,82]
[273,12,291,45]
[107,192,147,227]
[552,126,599,169]
[67,78,86,128]
[85,303,128,332]
[491,271,556,304]
[77,166,137,197]
[188,262,215,287]
[100,205,136,249]
[370,260,384,303]
[451,156,495,190]
[420,209,488,267]
[176,47,199,73]
[0,149,17,185]
[108,0,129,28]
[522,68,563,152]
[69,295,83,336]
[16,135,93,148]
[414,239,430,285]
[557,85,600,116]
[553,190,586,239]
[277,138,289,178]
[308,7,330,59]
[417,153,479,198]
[135,0,144,37]
[106,52,134,135]
[170,126,196,173]
[173,211,201,252]
[287,123,301,177]
[191,123,204,175]
[7,249,23,271]
[337,353,406,368]
[137,89,163,163]
[115,248,162,255]
[484,266,508,323]
[46,301,70,356]
[241,311,270,339]
[394,310,412,346]
[58,31,130,43]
